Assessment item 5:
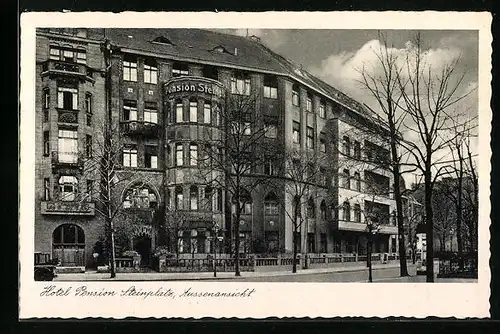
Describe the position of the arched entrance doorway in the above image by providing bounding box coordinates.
[133,234,152,266]
[52,224,85,266]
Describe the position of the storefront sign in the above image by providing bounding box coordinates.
[165,79,225,97]
[41,201,95,216]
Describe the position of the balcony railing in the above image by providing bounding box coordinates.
[57,108,78,124]
[41,200,95,216]
[51,151,84,171]
[41,60,94,82]
[120,120,159,137]
[335,220,398,235]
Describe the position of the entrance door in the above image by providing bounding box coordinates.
[133,235,152,266]
[52,224,85,266]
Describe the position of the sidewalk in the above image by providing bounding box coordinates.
[53,263,400,281]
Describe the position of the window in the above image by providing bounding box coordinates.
[343,201,351,221]
[144,59,158,84]
[354,172,361,191]
[189,100,198,122]
[44,178,50,200]
[85,93,92,126]
[175,186,184,210]
[144,104,158,124]
[203,102,211,124]
[231,74,251,95]
[264,193,279,215]
[57,87,78,110]
[175,101,184,123]
[76,51,86,64]
[43,131,50,156]
[307,197,315,218]
[213,103,221,126]
[391,236,397,253]
[176,144,184,166]
[123,100,137,121]
[86,180,93,199]
[172,63,189,77]
[263,76,278,99]
[214,188,223,212]
[123,185,158,209]
[59,175,78,201]
[49,47,60,60]
[123,56,137,81]
[319,101,326,118]
[342,136,350,156]
[292,86,299,106]
[306,126,314,149]
[346,239,354,253]
[233,190,252,215]
[58,129,78,163]
[306,94,313,112]
[85,135,92,158]
[354,141,361,159]
[189,143,198,166]
[320,233,327,253]
[188,186,198,211]
[122,147,137,167]
[202,66,218,80]
[354,204,362,223]
[343,169,350,189]
[320,200,327,219]
[319,167,327,186]
[61,49,73,62]
[319,137,326,153]
[43,88,50,109]
[292,121,300,144]
[264,159,277,176]
[264,123,277,138]
[204,186,213,211]
[145,146,158,168]
[307,233,316,253]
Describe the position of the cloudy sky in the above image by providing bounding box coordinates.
[218,29,478,111]
[218,29,479,185]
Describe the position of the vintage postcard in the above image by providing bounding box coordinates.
[19,11,492,318]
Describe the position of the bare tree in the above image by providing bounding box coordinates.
[395,32,474,282]
[357,31,412,276]
[278,149,323,273]
[197,89,282,276]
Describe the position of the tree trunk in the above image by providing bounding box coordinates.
[393,163,409,276]
[456,152,464,269]
[425,167,434,282]
[292,203,299,273]
[234,194,241,276]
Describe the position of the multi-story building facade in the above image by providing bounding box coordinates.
[34,28,398,269]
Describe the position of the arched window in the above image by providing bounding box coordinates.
[59,175,78,201]
[204,186,213,211]
[123,184,158,209]
[320,200,327,220]
[343,201,351,221]
[175,186,183,210]
[190,186,198,211]
[307,197,315,218]
[354,204,362,223]
[232,188,252,215]
[264,192,279,216]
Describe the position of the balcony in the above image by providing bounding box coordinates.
[120,120,159,137]
[51,151,84,172]
[40,60,95,83]
[57,108,78,124]
[334,220,398,235]
[41,201,95,216]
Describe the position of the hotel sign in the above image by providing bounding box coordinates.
[41,201,96,216]
[165,78,225,98]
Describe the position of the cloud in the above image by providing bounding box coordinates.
[308,38,467,110]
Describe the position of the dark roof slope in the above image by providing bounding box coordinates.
[104,28,382,124]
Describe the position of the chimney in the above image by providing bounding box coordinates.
[250,35,261,43]
[234,48,238,56]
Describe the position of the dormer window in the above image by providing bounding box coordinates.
[211,45,232,55]
[151,36,174,46]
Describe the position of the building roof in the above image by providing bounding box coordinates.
[104,28,382,123]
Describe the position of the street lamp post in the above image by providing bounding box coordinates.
[366,214,380,283]
[212,222,220,277]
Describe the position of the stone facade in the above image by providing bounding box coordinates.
[34,28,398,269]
